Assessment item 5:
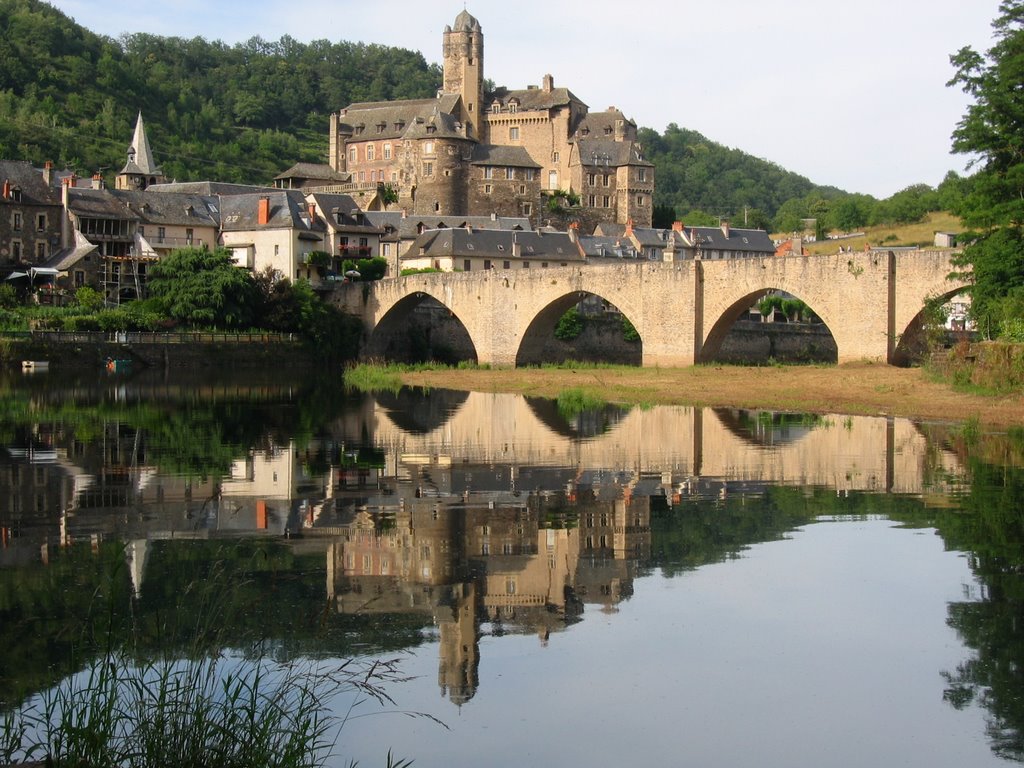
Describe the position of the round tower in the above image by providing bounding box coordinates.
[442,11,484,140]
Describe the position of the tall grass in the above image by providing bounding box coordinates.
[2,652,414,768]
[0,544,431,767]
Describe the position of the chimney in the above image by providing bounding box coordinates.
[1,180,9,200]
[91,173,104,190]
[307,202,317,223]
[43,161,53,185]
[512,238,521,259]
[625,219,634,238]
[466,223,473,234]
[568,221,579,243]
[542,74,554,93]
[258,196,271,225]
[721,221,730,238]
[672,221,684,232]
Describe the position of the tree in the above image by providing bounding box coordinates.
[147,246,256,328]
[948,1,1024,334]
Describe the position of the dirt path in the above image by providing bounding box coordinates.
[394,363,1024,429]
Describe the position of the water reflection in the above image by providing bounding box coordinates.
[1,372,1022,765]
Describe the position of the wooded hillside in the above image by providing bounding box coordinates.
[0,0,962,229]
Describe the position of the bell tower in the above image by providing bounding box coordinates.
[442,10,483,140]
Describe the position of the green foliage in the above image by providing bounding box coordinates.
[0,0,441,183]
[400,267,443,276]
[73,285,103,312]
[622,316,640,342]
[947,2,1024,335]
[554,307,583,341]
[147,246,256,328]
[0,283,19,308]
[342,256,387,281]
[640,123,843,222]
[379,183,399,206]
[305,250,332,270]
[556,387,607,419]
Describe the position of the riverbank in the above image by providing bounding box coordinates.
[389,362,1024,429]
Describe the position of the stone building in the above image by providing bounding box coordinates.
[0,160,63,273]
[327,10,653,229]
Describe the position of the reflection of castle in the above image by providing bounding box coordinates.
[327,483,652,705]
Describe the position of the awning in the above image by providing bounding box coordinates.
[5,271,28,280]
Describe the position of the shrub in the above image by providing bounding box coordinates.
[555,307,583,341]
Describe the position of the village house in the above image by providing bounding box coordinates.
[326,10,653,229]
[219,190,328,284]
[402,227,582,273]
[595,220,776,261]
[0,160,63,274]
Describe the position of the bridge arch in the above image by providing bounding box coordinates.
[363,291,478,364]
[516,291,643,366]
[699,286,838,364]
[892,285,971,365]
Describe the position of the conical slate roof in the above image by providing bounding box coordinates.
[121,112,162,176]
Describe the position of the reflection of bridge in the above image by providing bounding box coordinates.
[337,250,965,366]
[368,392,963,495]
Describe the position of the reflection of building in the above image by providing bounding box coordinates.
[327,486,653,704]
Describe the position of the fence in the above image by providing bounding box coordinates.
[0,330,298,344]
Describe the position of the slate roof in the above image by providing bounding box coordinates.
[575,109,636,138]
[488,86,585,113]
[66,189,139,221]
[148,181,273,196]
[0,161,62,205]
[308,192,383,234]
[219,189,326,237]
[366,213,532,241]
[408,228,582,261]
[470,145,541,168]
[686,226,775,254]
[574,138,652,168]
[577,234,639,259]
[110,190,220,227]
[450,9,481,31]
[120,113,162,176]
[338,97,466,143]
[274,163,349,184]
[45,231,99,271]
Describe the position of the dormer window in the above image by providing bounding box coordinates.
[376,122,385,133]
[491,103,501,113]
[426,125,436,134]
[394,120,405,131]
[509,101,518,113]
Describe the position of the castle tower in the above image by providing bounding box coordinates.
[442,10,484,140]
[115,112,165,190]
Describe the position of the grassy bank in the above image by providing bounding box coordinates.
[347,361,1024,429]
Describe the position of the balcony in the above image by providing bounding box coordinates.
[338,244,372,256]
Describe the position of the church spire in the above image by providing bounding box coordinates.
[116,112,165,190]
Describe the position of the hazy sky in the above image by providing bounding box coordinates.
[46,0,1001,199]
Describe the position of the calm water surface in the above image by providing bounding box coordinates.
[0,369,1021,767]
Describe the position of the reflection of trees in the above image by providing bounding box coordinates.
[928,460,1024,762]
[0,539,428,708]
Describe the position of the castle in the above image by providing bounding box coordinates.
[327,10,654,229]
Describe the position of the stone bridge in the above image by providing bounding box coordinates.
[335,250,966,366]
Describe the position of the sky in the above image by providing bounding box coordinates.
[45,0,1002,199]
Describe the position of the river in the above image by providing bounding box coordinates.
[0,369,1021,767]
